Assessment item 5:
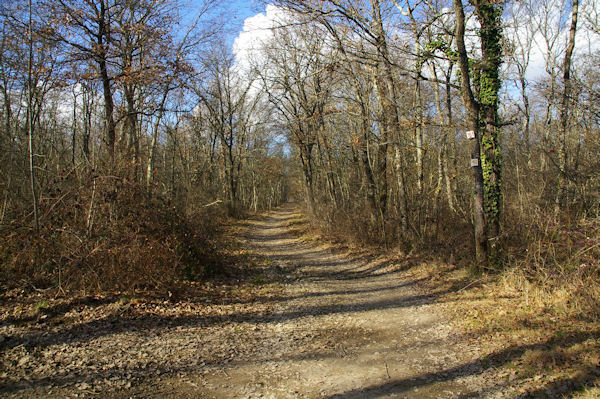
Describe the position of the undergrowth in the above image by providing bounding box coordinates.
[503,213,600,319]
[0,176,228,295]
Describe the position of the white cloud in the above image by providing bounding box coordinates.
[232,4,291,73]
[505,0,600,83]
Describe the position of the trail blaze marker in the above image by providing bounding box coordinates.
[470,158,479,167]
[465,130,475,139]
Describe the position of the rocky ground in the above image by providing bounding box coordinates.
[1,204,516,398]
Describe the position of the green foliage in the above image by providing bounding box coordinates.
[481,135,502,222]
[424,37,458,61]
[478,72,501,106]
[34,300,49,312]
[475,2,503,107]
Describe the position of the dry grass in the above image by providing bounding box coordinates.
[397,256,600,397]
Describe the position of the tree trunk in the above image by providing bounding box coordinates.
[454,0,487,267]
[299,141,315,214]
[124,84,139,178]
[473,0,504,242]
[71,89,77,165]
[98,0,116,162]
[407,5,424,197]
[556,0,579,214]
[27,0,39,233]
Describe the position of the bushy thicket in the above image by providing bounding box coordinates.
[1,171,226,294]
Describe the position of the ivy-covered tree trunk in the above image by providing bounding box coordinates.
[473,0,504,246]
[453,0,487,267]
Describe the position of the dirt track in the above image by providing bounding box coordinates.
[147,204,493,398]
[1,204,503,398]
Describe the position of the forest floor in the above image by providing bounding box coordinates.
[1,204,598,398]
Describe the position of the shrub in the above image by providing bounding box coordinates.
[0,175,226,295]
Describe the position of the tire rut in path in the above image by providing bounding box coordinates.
[149,204,485,398]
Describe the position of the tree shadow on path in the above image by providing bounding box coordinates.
[323,330,600,399]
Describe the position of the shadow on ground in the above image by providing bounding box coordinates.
[2,204,596,398]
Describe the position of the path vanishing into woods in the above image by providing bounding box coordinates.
[2,204,503,398]
[150,204,492,398]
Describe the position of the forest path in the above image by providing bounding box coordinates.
[149,204,487,398]
[1,204,497,398]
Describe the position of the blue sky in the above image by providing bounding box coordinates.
[227,0,262,24]
[179,0,264,50]
[224,0,264,44]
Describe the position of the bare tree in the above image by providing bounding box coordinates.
[556,0,579,213]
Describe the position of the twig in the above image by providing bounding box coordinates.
[41,191,71,220]
[457,277,487,292]
[385,361,391,379]
[86,179,96,236]
[203,199,223,208]
[21,279,45,293]
[570,242,600,262]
